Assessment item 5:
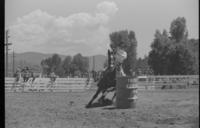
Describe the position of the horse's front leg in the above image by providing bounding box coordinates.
[86,88,101,108]
[111,91,116,102]
[98,90,108,104]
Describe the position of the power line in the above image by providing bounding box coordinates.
[93,56,95,71]
[13,51,15,76]
[5,29,12,77]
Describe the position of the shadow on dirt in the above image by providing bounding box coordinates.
[85,99,113,109]
[102,106,117,110]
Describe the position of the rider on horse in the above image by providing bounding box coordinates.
[86,48,127,108]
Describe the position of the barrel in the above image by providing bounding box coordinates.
[116,76,138,109]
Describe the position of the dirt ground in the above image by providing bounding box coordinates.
[5,88,199,128]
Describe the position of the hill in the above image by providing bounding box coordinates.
[88,55,107,71]
[7,52,107,75]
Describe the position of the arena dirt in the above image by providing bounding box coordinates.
[5,89,199,128]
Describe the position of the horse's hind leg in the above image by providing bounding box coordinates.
[86,88,101,108]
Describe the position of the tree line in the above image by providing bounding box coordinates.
[148,17,199,75]
[41,53,89,77]
[107,17,198,76]
[41,17,198,77]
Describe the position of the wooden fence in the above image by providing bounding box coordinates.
[5,77,94,92]
[5,75,199,92]
[137,75,199,90]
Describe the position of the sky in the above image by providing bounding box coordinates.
[5,0,199,58]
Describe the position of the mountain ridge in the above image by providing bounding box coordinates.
[7,52,107,73]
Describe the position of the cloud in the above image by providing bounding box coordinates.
[9,1,118,56]
[96,1,118,16]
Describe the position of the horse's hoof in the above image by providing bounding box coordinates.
[85,104,91,108]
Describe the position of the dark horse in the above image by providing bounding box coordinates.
[86,65,117,108]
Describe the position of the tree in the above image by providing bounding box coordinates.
[40,53,89,77]
[170,17,188,42]
[62,56,72,76]
[81,57,89,73]
[168,43,195,74]
[41,58,51,76]
[148,17,197,75]
[148,29,172,75]
[55,64,65,77]
[40,54,62,76]
[51,54,62,72]
[71,53,89,76]
[110,30,131,51]
[123,31,137,75]
[69,63,78,77]
[136,56,153,75]
[185,39,199,74]
[109,30,137,76]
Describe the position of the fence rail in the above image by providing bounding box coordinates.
[5,77,94,92]
[5,75,199,92]
[137,75,199,90]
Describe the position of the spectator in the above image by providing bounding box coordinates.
[24,67,30,82]
[21,68,26,82]
[30,71,36,83]
[14,68,21,83]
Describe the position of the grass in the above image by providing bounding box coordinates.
[5,88,199,128]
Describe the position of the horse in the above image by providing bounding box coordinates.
[85,65,117,108]
[86,48,127,108]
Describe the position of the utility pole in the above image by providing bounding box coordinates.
[5,29,12,77]
[93,56,95,71]
[92,56,95,80]
[12,51,15,76]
